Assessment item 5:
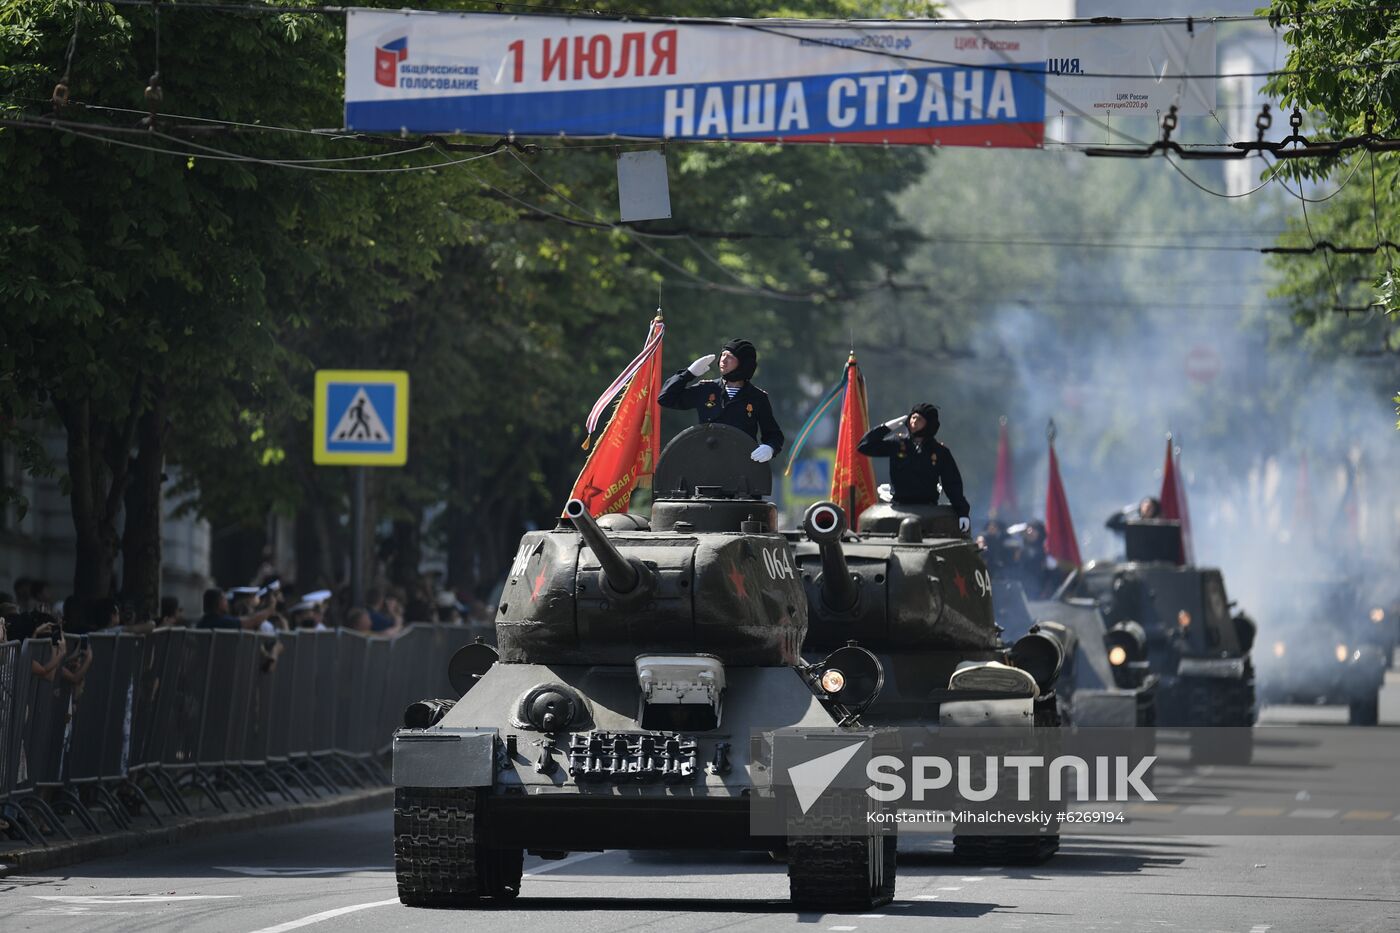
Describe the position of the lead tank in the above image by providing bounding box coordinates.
[392,425,894,912]
[792,498,1066,863]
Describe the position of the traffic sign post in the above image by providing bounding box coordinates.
[314,370,410,466]
[314,370,410,608]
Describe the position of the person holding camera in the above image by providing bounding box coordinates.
[196,587,279,631]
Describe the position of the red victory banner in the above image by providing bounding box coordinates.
[1044,424,1082,567]
[1157,435,1195,565]
[989,415,1020,520]
[829,353,878,529]
[569,315,664,516]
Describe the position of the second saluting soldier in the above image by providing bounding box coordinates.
[857,402,972,534]
[658,338,785,462]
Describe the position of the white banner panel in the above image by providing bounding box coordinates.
[344,11,1213,145]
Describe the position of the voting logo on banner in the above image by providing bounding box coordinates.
[314,370,409,466]
[375,35,409,88]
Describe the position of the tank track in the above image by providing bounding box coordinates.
[788,834,896,911]
[393,786,523,907]
[949,705,1062,865]
[787,796,895,912]
[1184,676,1255,765]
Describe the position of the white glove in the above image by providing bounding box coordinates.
[958,517,971,534]
[877,483,893,502]
[750,444,774,463]
[687,354,716,377]
[882,416,909,440]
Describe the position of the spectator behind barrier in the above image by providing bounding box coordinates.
[196,587,278,631]
[159,596,184,627]
[346,608,372,633]
[8,611,91,684]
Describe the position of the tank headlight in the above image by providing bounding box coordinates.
[1371,607,1385,624]
[1335,644,1349,664]
[1108,645,1128,667]
[819,669,846,694]
[1272,641,1286,659]
[1177,610,1192,629]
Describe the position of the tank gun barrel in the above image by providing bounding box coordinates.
[803,502,859,613]
[564,499,642,595]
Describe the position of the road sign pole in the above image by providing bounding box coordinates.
[351,466,367,609]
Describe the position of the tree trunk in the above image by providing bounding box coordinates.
[121,391,168,619]
[57,397,122,600]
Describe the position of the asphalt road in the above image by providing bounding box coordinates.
[5,711,1400,933]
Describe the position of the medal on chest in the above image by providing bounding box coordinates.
[706,392,717,409]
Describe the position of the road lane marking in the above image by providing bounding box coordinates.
[215,867,387,876]
[35,890,239,896]
[936,886,962,891]
[915,894,940,900]
[828,926,858,931]
[1289,808,1340,819]
[858,914,887,918]
[523,851,605,876]
[959,877,985,882]
[1237,808,1285,817]
[1250,926,1272,932]
[1341,810,1391,821]
[247,898,399,933]
[1181,805,1232,816]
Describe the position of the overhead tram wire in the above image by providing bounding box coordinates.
[0,115,508,173]
[85,0,1400,30]
[76,0,1400,82]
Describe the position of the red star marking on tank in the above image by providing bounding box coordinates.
[530,567,548,602]
[952,569,968,599]
[727,563,749,599]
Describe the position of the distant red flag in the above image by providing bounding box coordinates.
[1157,436,1195,564]
[830,353,878,529]
[1044,436,1082,566]
[990,416,1019,520]
[568,316,664,516]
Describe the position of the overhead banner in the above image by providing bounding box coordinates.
[344,12,1213,146]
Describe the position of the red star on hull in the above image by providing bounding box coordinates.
[952,569,969,599]
[727,563,749,599]
[530,567,548,602]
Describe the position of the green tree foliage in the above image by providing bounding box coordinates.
[1,0,926,603]
[1262,1,1398,401]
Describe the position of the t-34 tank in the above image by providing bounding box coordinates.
[792,498,1066,862]
[1060,519,1256,763]
[392,425,895,911]
[992,579,1159,728]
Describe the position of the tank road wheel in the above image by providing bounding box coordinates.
[787,832,895,912]
[393,787,523,907]
[1349,694,1380,726]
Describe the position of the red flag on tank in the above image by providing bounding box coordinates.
[1044,434,1082,566]
[569,316,664,516]
[830,353,878,529]
[990,416,1019,520]
[1157,436,1195,564]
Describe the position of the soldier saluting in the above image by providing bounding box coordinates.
[659,338,784,463]
[858,403,971,533]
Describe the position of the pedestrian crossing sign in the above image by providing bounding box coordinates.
[313,370,409,466]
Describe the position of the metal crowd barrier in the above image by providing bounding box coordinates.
[0,622,477,848]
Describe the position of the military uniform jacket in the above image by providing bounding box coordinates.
[857,427,970,517]
[658,369,785,453]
